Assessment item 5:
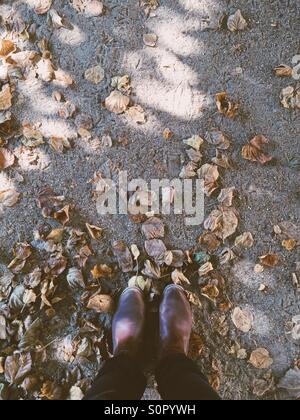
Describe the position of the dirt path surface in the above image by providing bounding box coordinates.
[0,0,299,400]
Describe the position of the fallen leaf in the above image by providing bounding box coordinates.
[71,0,104,17]
[126,105,146,124]
[249,348,273,369]
[85,65,105,84]
[183,135,204,151]
[69,386,84,401]
[259,254,280,267]
[201,283,220,301]
[242,135,273,164]
[112,241,133,273]
[198,232,221,253]
[212,150,233,169]
[105,90,130,114]
[143,33,158,47]
[33,0,53,14]
[0,85,12,111]
[164,250,185,268]
[49,137,71,153]
[54,69,74,87]
[87,294,113,313]
[216,92,239,118]
[0,148,14,169]
[232,307,252,333]
[48,9,71,29]
[227,10,247,32]
[22,125,44,147]
[278,367,300,398]
[54,205,70,225]
[91,264,112,279]
[0,315,7,340]
[36,57,54,82]
[86,223,103,240]
[217,187,235,207]
[142,259,161,279]
[253,373,275,397]
[186,148,202,163]
[282,239,297,251]
[4,353,32,385]
[204,207,239,241]
[128,275,149,291]
[67,267,85,289]
[145,239,167,263]
[171,269,191,285]
[179,162,198,179]
[234,232,254,249]
[188,332,204,360]
[163,128,173,140]
[279,221,300,242]
[58,101,77,119]
[206,130,230,150]
[198,262,214,276]
[0,40,16,58]
[131,244,140,261]
[198,164,219,196]
[273,64,293,77]
[111,75,131,93]
[40,381,63,400]
[142,217,164,239]
[280,86,300,109]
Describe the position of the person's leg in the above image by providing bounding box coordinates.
[155,285,220,400]
[84,287,147,400]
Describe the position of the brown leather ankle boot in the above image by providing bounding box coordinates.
[159,284,192,359]
[112,287,146,357]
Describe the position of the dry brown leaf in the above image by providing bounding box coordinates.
[273,64,293,77]
[234,232,254,249]
[0,175,20,213]
[279,221,300,242]
[36,57,54,82]
[71,0,104,17]
[22,125,44,147]
[87,294,113,313]
[217,187,235,207]
[143,33,158,47]
[186,148,202,163]
[198,164,219,196]
[242,135,273,165]
[54,205,70,225]
[111,75,131,93]
[163,128,173,140]
[0,147,14,169]
[4,353,32,385]
[198,262,214,277]
[0,40,16,58]
[188,332,204,360]
[179,161,198,179]
[212,150,233,169]
[53,69,74,87]
[171,269,190,285]
[58,101,76,119]
[164,250,185,268]
[85,65,105,84]
[204,207,239,241]
[281,86,300,109]
[67,267,85,289]
[259,254,280,267]
[206,130,230,150]
[105,90,130,114]
[86,223,103,240]
[142,217,164,240]
[183,134,204,151]
[282,239,297,251]
[249,348,273,369]
[278,367,300,398]
[0,85,12,111]
[40,381,63,400]
[227,10,247,32]
[201,283,220,301]
[142,259,161,279]
[145,239,167,263]
[0,315,7,340]
[112,241,133,273]
[50,137,71,153]
[198,232,221,253]
[91,264,112,279]
[216,92,239,118]
[32,0,53,14]
[232,307,252,333]
[126,105,146,124]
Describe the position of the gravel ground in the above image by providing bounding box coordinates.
[0,0,299,400]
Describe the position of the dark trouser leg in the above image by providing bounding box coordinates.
[84,353,147,400]
[156,354,220,401]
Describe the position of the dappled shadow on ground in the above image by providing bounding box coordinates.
[0,0,300,400]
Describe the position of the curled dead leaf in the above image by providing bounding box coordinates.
[198,164,219,196]
[85,65,105,84]
[0,85,12,111]
[0,147,14,169]
[249,348,273,369]
[142,217,164,240]
[273,64,293,77]
[87,294,113,313]
[242,135,273,165]
[216,92,238,118]
[0,40,16,58]
[206,130,230,150]
[105,90,130,114]
[259,254,280,267]
[86,223,103,240]
[232,307,252,333]
[126,105,146,124]
[143,33,158,47]
[204,207,239,241]
[91,264,113,279]
[112,241,133,273]
[227,10,247,32]
[50,137,71,153]
[183,135,204,151]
